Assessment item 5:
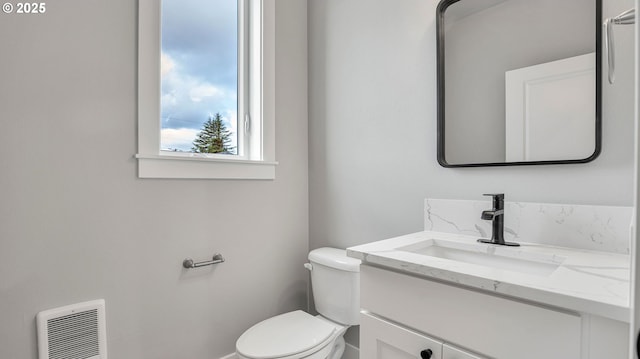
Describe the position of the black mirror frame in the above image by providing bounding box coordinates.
[436,0,602,168]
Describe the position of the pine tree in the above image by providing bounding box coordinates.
[191,113,235,154]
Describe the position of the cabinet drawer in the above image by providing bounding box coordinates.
[443,344,485,359]
[360,312,443,359]
[361,265,581,359]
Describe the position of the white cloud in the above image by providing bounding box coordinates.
[161,92,177,107]
[161,128,200,151]
[161,52,176,78]
[161,51,237,137]
[161,57,228,107]
[189,84,224,103]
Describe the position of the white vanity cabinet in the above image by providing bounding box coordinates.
[359,264,629,359]
[360,312,444,359]
[361,312,483,359]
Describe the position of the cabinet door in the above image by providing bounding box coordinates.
[443,344,486,359]
[360,312,442,359]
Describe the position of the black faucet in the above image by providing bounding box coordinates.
[477,194,519,246]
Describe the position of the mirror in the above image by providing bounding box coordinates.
[436,0,601,167]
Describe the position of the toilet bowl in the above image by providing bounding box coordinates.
[236,311,347,359]
[235,248,361,359]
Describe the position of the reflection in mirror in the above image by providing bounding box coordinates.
[437,0,601,167]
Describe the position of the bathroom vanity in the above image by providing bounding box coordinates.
[348,231,630,359]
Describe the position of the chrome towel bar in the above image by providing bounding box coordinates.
[183,253,225,269]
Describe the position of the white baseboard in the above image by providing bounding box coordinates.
[342,343,359,359]
[219,353,237,359]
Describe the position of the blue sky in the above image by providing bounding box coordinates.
[160,0,238,152]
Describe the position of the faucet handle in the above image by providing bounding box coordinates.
[483,193,504,209]
[483,193,504,199]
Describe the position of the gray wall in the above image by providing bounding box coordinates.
[308,0,634,251]
[308,0,634,346]
[445,0,595,164]
[0,0,308,358]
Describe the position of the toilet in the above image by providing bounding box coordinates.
[236,247,361,359]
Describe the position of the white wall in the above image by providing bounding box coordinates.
[0,0,308,358]
[308,0,634,346]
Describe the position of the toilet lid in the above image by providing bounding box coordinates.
[236,310,336,359]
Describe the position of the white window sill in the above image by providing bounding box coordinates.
[135,154,277,180]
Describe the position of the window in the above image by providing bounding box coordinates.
[161,0,238,155]
[137,0,276,179]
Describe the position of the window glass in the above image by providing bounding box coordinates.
[160,0,238,154]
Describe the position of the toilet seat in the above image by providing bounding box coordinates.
[236,310,338,359]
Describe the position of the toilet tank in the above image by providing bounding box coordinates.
[308,248,361,326]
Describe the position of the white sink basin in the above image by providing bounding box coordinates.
[397,239,566,276]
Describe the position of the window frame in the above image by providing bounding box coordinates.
[136,0,276,179]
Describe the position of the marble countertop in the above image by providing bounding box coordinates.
[347,231,630,322]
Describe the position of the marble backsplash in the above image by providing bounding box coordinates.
[424,198,633,254]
